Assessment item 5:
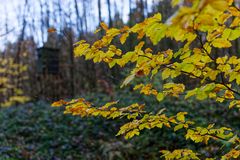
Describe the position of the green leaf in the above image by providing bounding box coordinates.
[157,93,164,102]
[162,68,171,80]
[185,89,197,99]
[176,112,187,122]
[181,63,195,72]
[174,124,184,131]
[229,28,240,41]
[149,24,167,45]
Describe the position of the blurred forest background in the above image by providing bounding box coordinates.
[0,0,240,159]
[0,0,175,103]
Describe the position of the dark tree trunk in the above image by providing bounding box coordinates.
[57,0,63,31]
[45,2,50,28]
[129,0,132,15]
[74,0,83,36]
[106,0,112,27]
[98,0,102,24]
[82,0,88,32]
[69,32,75,98]
[139,0,145,21]
[144,0,148,17]
[39,0,45,44]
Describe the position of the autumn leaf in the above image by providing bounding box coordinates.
[100,22,108,31]
[181,63,195,72]
[94,28,101,34]
[121,74,135,88]
[120,32,129,44]
[212,38,232,48]
[52,99,67,107]
[48,27,57,33]
[224,90,234,99]
[171,0,181,7]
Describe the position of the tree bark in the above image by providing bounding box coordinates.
[82,0,88,32]
[98,0,102,24]
[106,0,112,27]
[74,0,83,36]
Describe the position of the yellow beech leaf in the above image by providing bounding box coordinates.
[206,70,219,81]
[222,28,232,39]
[100,101,118,110]
[223,149,240,159]
[229,28,240,41]
[100,22,108,31]
[176,112,187,122]
[151,13,162,21]
[218,13,231,24]
[125,129,140,139]
[236,74,240,85]
[94,28,101,34]
[216,97,225,103]
[52,99,67,107]
[228,56,239,64]
[181,63,195,73]
[174,124,184,131]
[209,0,229,12]
[135,41,145,52]
[229,7,240,17]
[196,14,215,26]
[212,38,232,48]
[133,84,144,90]
[224,90,234,99]
[148,24,167,45]
[202,83,216,92]
[171,0,180,7]
[108,59,117,68]
[227,0,233,5]
[229,100,240,109]
[185,89,197,99]
[216,56,228,64]
[162,68,171,80]
[74,42,90,57]
[230,17,240,27]
[120,32,129,44]
[121,74,135,88]
[196,91,208,100]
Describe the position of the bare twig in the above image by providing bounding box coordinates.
[0,28,15,37]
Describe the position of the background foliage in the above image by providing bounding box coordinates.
[1,90,239,159]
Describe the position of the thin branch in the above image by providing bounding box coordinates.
[0,28,15,37]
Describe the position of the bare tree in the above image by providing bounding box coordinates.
[39,0,45,44]
[74,0,83,36]
[139,0,145,21]
[106,0,112,27]
[15,0,28,63]
[144,0,149,17]
[64,2,76,98]
[98,0,102,24]
[82,0,88,33]
[57,0,64,31]
[129,0,132,15]
[45,1,50,29]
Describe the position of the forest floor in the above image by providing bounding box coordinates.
[0,92,239,160]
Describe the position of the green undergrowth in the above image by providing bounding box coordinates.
[0,90,239,159]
